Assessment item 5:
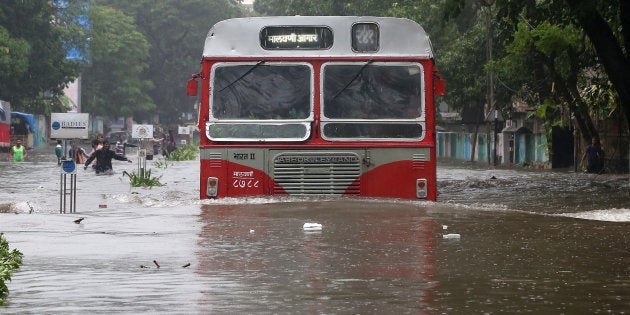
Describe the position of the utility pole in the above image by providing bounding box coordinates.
[482,0,497,166]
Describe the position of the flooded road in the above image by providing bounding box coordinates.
[1,148,629,314]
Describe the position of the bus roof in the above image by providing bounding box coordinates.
[202,16,434,59]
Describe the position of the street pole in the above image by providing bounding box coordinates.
[494,110,498,166]
[483,0,497,166]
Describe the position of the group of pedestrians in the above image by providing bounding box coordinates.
[53,135,132,175]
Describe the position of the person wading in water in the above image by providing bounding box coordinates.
[83,140,132,174]
[11,139,27,162]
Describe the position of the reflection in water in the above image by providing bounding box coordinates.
[0,149,628,313]
[194,201,437,313]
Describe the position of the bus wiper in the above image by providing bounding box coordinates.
[217,61,265,93]
[332,60,373,99]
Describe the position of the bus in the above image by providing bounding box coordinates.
[0,101,10,153]
[187,16,445,200]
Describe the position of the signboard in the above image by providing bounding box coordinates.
[352,23,379,52]
[61,160,76,174]
[260,26,333,49]
[132,124,153,139]
[51,113,89,139]
[178,126,191,135]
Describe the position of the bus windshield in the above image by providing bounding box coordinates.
[209,62,312,141]
[212,63,311,120]
[322,62,425,140]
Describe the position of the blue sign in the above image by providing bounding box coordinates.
[52,121,61,130]
[61,160,76,174]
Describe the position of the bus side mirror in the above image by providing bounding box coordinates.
[187,78,198,96]
[434,79,445,96]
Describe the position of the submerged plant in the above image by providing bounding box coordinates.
[153,159,171,169]
[122,168,165,188]
[0,233,23,305]
[165,141,199,161]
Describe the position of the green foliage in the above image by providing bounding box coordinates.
[96,0,243,123]
[0,0,82,113]
[153,159,172,169]
[0,233,23,305]
[253,0,393,16]
[122,168,165,188]
[580,77,621,120]
[0,27,30,82]
[55,0,92,62]
[439,22,488,111]
[81,5,155,119]
[165,141,199,161]
[494,0,630,138]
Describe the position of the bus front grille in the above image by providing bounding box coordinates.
[272,152,361,195]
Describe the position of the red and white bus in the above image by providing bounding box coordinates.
[188,16,444,200]
[0,101,10,153]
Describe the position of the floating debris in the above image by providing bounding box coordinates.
[73,217,85,224]
[98,204,107,208]
[182,263,191,268]
[153,260,160,268]
[303,222,322,231]
[442,233,461,239]
[27,202,34,214]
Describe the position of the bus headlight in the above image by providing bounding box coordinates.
[416,178,427,199]
[206,177,218,198]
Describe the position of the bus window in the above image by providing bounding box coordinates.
[322,62,424,140]
[208,123,309,140]
[209,62,313,141]
[323,62,423,119]
[213,63,311,120]
[322,123,423,139]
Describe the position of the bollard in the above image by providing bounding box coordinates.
[59,159,77,213]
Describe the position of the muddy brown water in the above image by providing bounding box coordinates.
[0,148,628,314]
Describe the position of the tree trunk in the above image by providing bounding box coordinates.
[566,0,630,125]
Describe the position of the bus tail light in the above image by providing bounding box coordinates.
[416,178,428,199]
[206,177,218,198]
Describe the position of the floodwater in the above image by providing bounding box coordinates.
[0,147,629,314]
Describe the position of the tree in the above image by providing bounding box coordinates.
[564,0,630,129]
[0,27,30,92]
[488,20,601,142]
[489,0,629,141]
[253,0,392,16]
[96,0,243,124]
[81,6,154,118]
[0,0,81,114]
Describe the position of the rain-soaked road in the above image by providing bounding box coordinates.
[0,147,628,314]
